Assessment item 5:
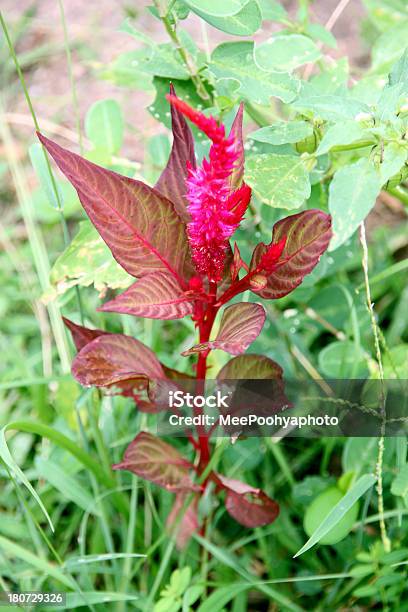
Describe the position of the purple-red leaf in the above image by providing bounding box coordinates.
[250,209,332,299]
[37,133,194,286]
[72,333,164,389]
[98,272,194,320]
[63,317,108,351]
[155,84,196,222]
[217,354,283,380]
[167,493,199,549]
[183,302,266,356]
[217,474,279,528]
[113,431,199,492]
[229,103,244,189]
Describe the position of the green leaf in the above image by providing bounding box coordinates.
[255,34,321,72]
[305,23,337,49]
[328,158,382,250]
[388,48,408,89]
[293,91,370,121]
[44,221,132,303]
[100,50,154,90]
[250,121,313,145]
[257,0,288,22]
[85,99,124,154]
[209,42,299,105]
[29,142,63,210]
[197,584,250,612]
[342,438,378,476]
[318,340,368,378]
[295,474,376,557]
[181,0,247,17]
[138,42,190,80]
[316,121,368,155]
[372,23,408,72]
[303,486,360,545]
[0,535,75,588]
[35,456,98,513]
[245,153,311,209]
[383,344,408,378]
[391,463,408,499]
[379,142,408,184]
[149,77,208,132]
[186,0,262,35]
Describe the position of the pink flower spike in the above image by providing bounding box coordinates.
[258,236,287,273]
[166,95,248,282]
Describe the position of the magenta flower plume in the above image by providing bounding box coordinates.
[166,95,251,282]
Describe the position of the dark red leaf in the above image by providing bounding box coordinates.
[63,317,108,351]
[154,84,196,222]
[183,303,266,356]
[113,431,199,492]
[72,333,164,389]
[217,354,283,380]
[217,474,279,528]
[98,272,194,320]
[38,132,194,286]
[250,209,331,299]
[167,493,199,549]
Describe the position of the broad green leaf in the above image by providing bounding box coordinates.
[85,99,124,154]
[181,0,247,16]
[391,463,408,500]
[304,486,360,545]
[209,42,299,105]
[372,23,408,72]
[250,121,313,145]
[342,438,378,476]
[318,340,368,378]
[305,23,337,48]
[100,50,154,90]
[149,77,208,132]
[383,344,408,378]
[255,35,321,72]
[0,535,75,588]
[187,0,262,35]
[328,158,382,250]
[44,221,132,302]
[140,42,190,80]
[35,456,97,513]
[245,154,311,209]
[379,142,408,184]
[257,0,288,22]
[31,180,81,223]
[293,91,371,121]
[376,82,405,120]
[316,121,369,155]
[310,57,349,94]
[295,474,376,557]
[388,48,408,90]
[29,142,63,210]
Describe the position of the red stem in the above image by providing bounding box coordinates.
[195,280,218,472]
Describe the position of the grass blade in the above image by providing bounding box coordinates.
[294,474,376,557]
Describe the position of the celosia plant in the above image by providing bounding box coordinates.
[38,88,332,545]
